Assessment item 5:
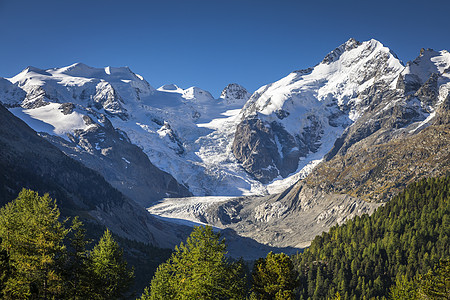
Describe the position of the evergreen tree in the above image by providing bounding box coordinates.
[62,216,92,299]
[251,252,298,300]
[0,189,68,299]
[419,259,450,299]
[390,259,450,299]
[293,176,450,299]
[142,225,248,300]
[87,229,134,300]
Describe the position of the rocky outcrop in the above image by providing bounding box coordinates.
[232,117,321,183]
[150,185,379,249]
[232,38,404,183]
[42,113,191,207]
[219,83,251,106]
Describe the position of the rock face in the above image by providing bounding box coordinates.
[0,103,189,247]
[232,39,405,183]
[150,43,450,249]
[42,113,191,207]
[1,64,192,204]
[219,83,251,106]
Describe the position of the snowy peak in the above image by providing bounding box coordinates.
[182,86,214,102]
[157,84,183,93]
[403,48,450,84]
[233,38,406,183]
[321,38,362,64]
[54,62,149,84]
[6,63,156,114]
[219,83,251,106]
[245,38,404,121]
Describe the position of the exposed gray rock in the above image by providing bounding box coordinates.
[59,102,75,115]
[219,83,251,105]
[42,113,191,207]
[151,184,379,249]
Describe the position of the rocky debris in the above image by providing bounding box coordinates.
[151,185,379,249]
[306,123,450,202]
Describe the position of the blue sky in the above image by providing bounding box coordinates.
[1,0,449,97]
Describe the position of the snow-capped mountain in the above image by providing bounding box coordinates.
[1,62,264,200]
[232,38,406,183]
[1,38,449,206]
[219,83,251,106]
[148,39,450,249]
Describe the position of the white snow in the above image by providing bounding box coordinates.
[2,39,449,208]
[10,103,92,138]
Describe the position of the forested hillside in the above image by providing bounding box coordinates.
[293,176,450,299]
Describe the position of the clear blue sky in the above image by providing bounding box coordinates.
[1,0,449,97]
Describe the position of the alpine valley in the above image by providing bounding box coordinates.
[1,38,449,256]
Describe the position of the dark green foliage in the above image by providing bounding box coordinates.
[113,236,172,297]
[141,226,248,299]
[251,252,298,299]
[390,259,450,299]
[61,216,92,299]
[293,176,450,299]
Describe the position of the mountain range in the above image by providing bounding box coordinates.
[0,38,449,254]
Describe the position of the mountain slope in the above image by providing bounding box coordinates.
[0,102,188,247]
[232,39,405,183]
[294,176,450,299]
[150,40,450,249]
[2,64,264,196]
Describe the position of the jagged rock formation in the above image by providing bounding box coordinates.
[219,83,251,106]
[232,39,405,183]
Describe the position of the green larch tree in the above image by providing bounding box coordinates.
[87,229,134,300]
[0,189,68,299]
[251,252,298,300]
[141,225,247,300]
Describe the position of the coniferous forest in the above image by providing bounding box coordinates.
[293,176,450,299]
[0,176,449,299]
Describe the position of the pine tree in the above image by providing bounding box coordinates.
[62,216,92,299]
[87,229,134,299]
[419,259,450,299]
